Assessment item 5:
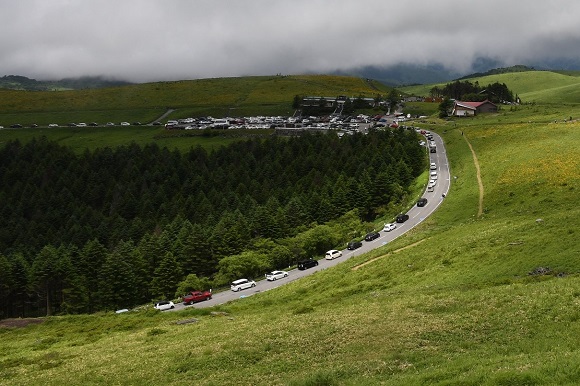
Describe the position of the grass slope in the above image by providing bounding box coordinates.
[1,104,579,385]
[400,70,580,105]
[0,75,389,127]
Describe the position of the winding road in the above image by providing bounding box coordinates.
[170,130,451,311]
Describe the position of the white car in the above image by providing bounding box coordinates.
[430,171,438,180]
[383,222,397,232]
[153,300,175,311]
[430,163,437,170]
[265,270,289,281]
[48,123,59,127]
[120,122,130,126]
[325,249,342,260]
[231,278,256,292]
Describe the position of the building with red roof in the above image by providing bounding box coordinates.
[452,100,498,116]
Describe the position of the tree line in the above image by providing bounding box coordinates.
[0,129,425,318]
[430,80,515,103]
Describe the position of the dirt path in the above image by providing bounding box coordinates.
[463,133,484,217]
[352,239,428,270]
[149,108,175,125]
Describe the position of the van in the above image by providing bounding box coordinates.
[347,241,363,250]
[325,250,342,260]
[297,259,318,270]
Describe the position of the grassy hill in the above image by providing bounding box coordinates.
[1,75,580,385]
[400,70,580,105]
[0,75,389,128]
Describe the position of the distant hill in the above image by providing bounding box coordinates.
[0,75,132,91]
[456,65,537,80]
[398,69,580,104]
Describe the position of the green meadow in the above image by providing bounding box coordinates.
[1,73,580,385]
[0,75,388,127]
[401,70,580,105]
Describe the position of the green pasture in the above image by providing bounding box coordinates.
[0,126,273,153]
[0,75,390,127]
[400,70,580,105]
[2,99,580,385]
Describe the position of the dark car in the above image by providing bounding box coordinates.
[347,241,363,250]
[10,124,22,128]
[132,122,142,126]
[364,232,380,241]
[417,198,428,207]
[396,214,409,223]
[297,259,319,270]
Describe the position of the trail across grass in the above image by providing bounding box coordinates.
[463,132,484,216]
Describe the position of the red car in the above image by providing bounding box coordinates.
[182,290,212,305]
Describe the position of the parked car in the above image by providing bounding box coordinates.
[120,122,130,126]
[153,300,175,311]
[383,223,397,232]
[265,270,289,281]
[396,214,409,223]
[10,124,22,128]
[430,162,437,170]
[182,290,212,305]
[297,259,318,270]
[48,123,59,127]
[364,232,380,241]
[347,241,363,250]
[417,198,428,207]
[106,122,115,126]
[325,249,343,260]
[430,171,438,180]
[230,278,256,292]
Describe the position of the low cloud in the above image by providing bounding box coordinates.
[1,0,580,82]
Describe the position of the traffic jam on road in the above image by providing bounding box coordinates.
[160,128,449,312]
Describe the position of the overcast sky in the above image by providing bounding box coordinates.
[2,0,580,83]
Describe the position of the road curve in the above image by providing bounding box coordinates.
[170,130,450,311]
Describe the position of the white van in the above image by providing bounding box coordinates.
[325,250,342,260]
[230,278,256,292]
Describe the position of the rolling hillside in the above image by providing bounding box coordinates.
[399,70,580,104]
[0,75,390,127]
[1,75,580,385]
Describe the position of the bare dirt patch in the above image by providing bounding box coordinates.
[0,318,45,329]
